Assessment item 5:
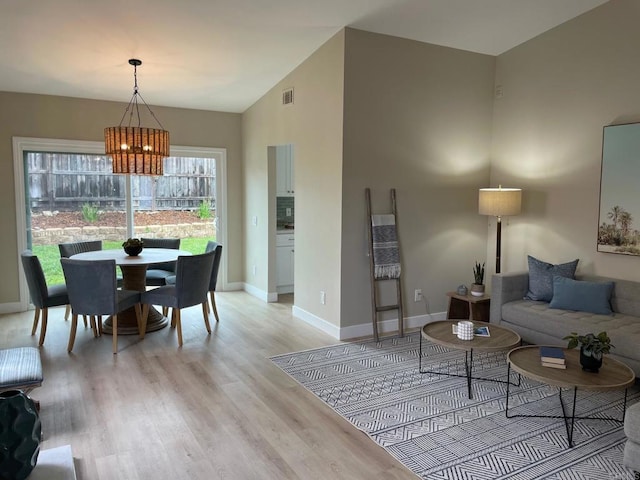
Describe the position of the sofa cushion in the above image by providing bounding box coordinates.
[501,299,640,364]
[525,255,578,302]
[550,276,614,315]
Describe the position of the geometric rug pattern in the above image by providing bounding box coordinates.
[271,332,639,479]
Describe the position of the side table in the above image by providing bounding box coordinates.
[446,291,490,322]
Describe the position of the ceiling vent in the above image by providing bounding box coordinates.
[282,87,294,105]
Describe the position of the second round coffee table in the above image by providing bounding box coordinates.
[419,320,521,399]
[506,345,635,447]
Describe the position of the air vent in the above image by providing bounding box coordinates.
[282,87,294,105]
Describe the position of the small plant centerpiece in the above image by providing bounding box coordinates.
[563,331,614,373]
[470,261,485,297]
[122,238,144,256]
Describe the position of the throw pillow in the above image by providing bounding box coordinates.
[549,275,614,315]
[525,255,579,302]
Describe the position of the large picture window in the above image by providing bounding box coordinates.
[13,137,227,307]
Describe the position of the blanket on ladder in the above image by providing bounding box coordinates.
[371,214,401,279]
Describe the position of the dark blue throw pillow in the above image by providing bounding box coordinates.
[549,276,614,315]
[525,255,579,302]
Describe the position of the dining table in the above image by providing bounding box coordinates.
[70,248,192,335]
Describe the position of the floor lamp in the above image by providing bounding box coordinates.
[479,186,522,274]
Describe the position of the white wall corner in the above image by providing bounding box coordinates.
[242,283,274,302]
[0,302,25,315]
[291,306,341,339]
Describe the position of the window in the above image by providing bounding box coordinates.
[13,138,227,309]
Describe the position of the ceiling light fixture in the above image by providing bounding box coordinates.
[105,59,169,175]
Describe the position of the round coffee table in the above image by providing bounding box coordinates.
[420,320,521,399]
[506,345,636,447]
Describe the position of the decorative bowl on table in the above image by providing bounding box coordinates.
[122,238,144,256]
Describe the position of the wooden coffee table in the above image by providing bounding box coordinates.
[506,345,636,448]
[419,320,521,399]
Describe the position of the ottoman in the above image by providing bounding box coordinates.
[0,347,43,395]
[625,401,640,472]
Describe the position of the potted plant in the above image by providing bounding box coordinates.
[563,331,613,373]
[470,261,485,297]
[122,238,144,256]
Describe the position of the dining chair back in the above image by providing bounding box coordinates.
[58,240,102,258]
[140,237,181,286]
[205,241,223,322]
[166,241,223,322]
[61,258,142,354]
[20,250,69,346]
[58,240,103,320]
[141,250,215,347]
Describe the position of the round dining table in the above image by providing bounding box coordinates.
[70,248,192,335]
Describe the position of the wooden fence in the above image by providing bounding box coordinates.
[26,152,216,212]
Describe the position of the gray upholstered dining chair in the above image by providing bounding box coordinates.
[165,241,223,322]
[140,237,181,286]
[61,258,142,354]
[20,250,70,347]
[141,250,215,347]
[58,240,103,322]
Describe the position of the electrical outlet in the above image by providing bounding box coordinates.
[252,265,257,276]
[252,216,258,226]
[414,289,423,302]
[320,291,326,305]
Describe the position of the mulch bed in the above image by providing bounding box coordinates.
[31,210,205,229]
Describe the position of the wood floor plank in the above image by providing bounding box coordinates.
[0,292,417,480]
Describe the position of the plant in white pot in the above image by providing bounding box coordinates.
[470,261,485,297]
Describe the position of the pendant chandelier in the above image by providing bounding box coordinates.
[104,59,169,175]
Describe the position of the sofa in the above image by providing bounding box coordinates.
[490,271,640,377]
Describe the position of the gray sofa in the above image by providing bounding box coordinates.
[491,270,640,472]
[490,271,640,376]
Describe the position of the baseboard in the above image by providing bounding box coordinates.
[289,306,447,341]
[242,283,278,302]
[0,302,23,315]
[291,306,341,339]
[223,281,244,292]
[338,311,447,340]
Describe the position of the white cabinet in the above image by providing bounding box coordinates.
[276,144,294,197]
[276,232,294,293]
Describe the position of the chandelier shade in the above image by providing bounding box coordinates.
[105,59,169,175]
[105,126,169,175]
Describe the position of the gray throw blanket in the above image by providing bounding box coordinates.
[371,214,401,279]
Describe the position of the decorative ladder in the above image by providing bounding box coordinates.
[365,188,404,342]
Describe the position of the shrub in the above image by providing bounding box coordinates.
[81,203,99,223]
[197,200,212,219]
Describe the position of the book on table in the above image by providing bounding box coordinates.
[541,361,567,369]
[540,346,565,366]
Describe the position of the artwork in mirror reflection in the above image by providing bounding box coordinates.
[598,122,640,256]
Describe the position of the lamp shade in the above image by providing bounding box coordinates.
[478,187,522,216]
[104,59,169,175]
[105,126,169,175]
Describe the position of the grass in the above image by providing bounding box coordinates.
[33,237,214,285]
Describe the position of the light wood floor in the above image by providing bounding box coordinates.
[0,292,416,480]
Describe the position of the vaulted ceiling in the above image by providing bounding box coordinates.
[0,0,608,113]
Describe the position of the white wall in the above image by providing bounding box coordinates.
[242,31,345,334]
[491,0,640,281]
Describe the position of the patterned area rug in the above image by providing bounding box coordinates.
[271,332,639,480]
